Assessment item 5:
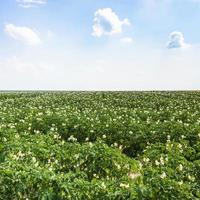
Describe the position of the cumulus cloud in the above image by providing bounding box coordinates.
[92,8,130,37]
[120,37,133,44]
[16,0,47,8]
[5,24,41,46]
[166,31,190,49]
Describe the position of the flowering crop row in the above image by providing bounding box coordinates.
[0,92,199,199]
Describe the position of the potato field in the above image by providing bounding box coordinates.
[0,92,199,199]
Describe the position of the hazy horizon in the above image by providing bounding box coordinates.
[1,0,200,90]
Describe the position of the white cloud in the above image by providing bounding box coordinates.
[92,8,130,37]
[0,56,54,89]
[120,37,133,44]
[16,0,47,8]
[166,31,190,49]
[1,45,200,90]
[2,56,40,72]
[0,56,52,73]
[5,24,41,46]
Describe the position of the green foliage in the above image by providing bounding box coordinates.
[0,133,141,199]
[0,91,200,199]
[140,141,199,199]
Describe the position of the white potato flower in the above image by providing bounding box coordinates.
[160,172,166,179]
[178,164,183,171]
[155,160,160,166]
[120,183,129,188]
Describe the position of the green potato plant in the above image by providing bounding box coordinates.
[0,91,200,199]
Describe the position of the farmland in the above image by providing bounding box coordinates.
[0,91,199,199]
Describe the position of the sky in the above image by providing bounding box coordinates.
[1,0,200,90]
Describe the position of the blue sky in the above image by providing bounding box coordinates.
[1,0,200,90]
